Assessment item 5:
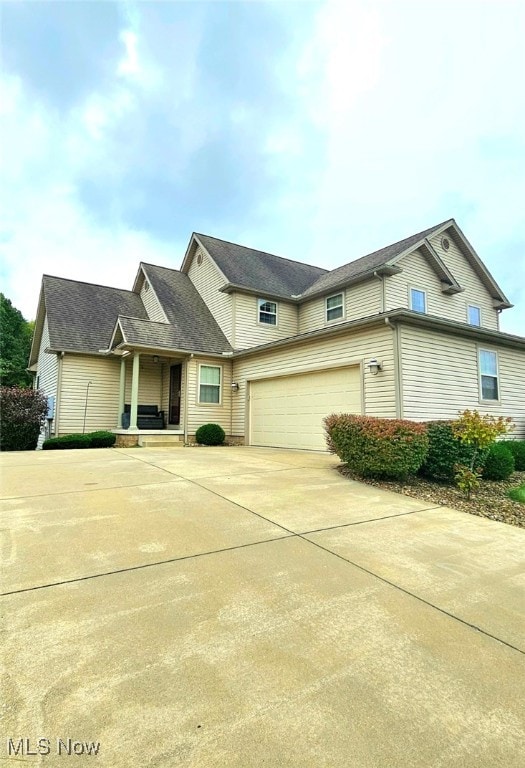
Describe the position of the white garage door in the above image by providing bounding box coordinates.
[250,366,362,450]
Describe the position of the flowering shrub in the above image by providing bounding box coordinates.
[0,386,48,451]
[452,410,513,469]
[324,414,428,479]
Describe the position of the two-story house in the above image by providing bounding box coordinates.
[29,219,525,449]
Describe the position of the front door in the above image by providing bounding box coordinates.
[169,364,182,424]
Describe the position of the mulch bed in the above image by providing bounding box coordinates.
[337,466,525,529]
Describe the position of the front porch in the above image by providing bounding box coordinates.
[112,348,187,435]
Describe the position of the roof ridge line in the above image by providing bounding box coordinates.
[194,233,329,274]
[43,274,137,294]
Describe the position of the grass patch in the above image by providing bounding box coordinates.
[507,484,525,504]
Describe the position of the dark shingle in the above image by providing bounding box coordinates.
[194,233,327,297]
[301,221,452,297]
[141,264,231,354]
[43,276,148,352]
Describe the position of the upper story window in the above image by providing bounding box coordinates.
[479,349,499,401]
[410,288,427,314]
[468,305,481,326]
[199,364,221,404]
[326,293,344,322]
[258,299,277,325]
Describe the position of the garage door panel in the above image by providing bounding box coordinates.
[250,367,361,450]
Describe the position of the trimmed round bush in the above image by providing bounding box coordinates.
[482,443,515,481]
[324,414,428,480]
[195,423,225,446]
[420,421,479,481]
[500,440,525,471]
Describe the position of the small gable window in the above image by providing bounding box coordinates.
[479,349,499,401]
[326,293,344,322]
[410,288,426,314]
[199,365,221,404]
[468,305,481,326]
[258,299,277,325]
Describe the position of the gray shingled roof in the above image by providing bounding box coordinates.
[43,275,148,352]
[300,221,452,297]
[117,317,192,350]
[141,264,231,353]
[194,233,327,297]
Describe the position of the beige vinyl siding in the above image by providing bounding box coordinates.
[299,279,381,334]
[385,245,499,330]
[188,246,233,343]
[429,234,499,330]
[58,354,121,434]
[386,248,455,316]
[234,294,298,350]
[186,356,233,436]
[140,279,168,323]
[36,316,59,400]
[124,357,163,408]
[232,324,396,438]
[400,325,525,437]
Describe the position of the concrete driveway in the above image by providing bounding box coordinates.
[1,446,524,767]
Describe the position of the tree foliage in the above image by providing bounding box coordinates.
[0,386,48,451]
[0,293,34,387]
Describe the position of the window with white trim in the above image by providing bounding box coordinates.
[258,299,277,325]
[199,365,221,404]
[468,305,481,326]
[479,349,499,401]
[410,288,426,313]
[326,293,344,322]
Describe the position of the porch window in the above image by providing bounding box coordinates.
[479,349,499,401]
[258,299,277,325]
[326,293,344,322]
[199,364,221,404]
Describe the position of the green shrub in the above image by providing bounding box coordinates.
[501,440,525,471]
[195,423,225,446]
[89,430,116,448]
[324,414,428,480]
[420,421,479,481]
[43,434,92,450]
[0,386,48,451]
[482,443,515,481]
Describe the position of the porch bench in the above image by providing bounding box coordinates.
[122,404,165,430]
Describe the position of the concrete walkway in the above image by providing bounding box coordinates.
[1,446,524,767]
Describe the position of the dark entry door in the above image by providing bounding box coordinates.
[169,364,182,424]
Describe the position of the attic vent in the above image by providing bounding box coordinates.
[144,281,150,292]
[441,237,450,251]
[196,252,203,266]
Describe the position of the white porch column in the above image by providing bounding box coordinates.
[130,352,140,429]
[118,357,126,428]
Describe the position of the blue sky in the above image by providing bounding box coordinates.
[1,0,524,334]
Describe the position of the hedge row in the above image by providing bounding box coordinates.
[324,414,428,480]
[43,431,116,450]
[324,414,523,482]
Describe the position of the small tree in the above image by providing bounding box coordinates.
[0,386,48,451]
[452,410,513,497]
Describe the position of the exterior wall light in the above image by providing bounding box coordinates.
[153,355,160,364]
[367,358,382,375]
[231,382,240,391]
